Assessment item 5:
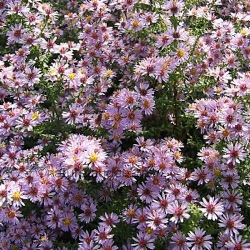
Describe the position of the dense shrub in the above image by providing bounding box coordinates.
[0,0,249,249]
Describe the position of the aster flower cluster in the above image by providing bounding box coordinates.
[0,0,250,249]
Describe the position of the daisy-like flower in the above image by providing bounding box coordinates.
[167,201,190,223]
[151,192,175,213]
[24,66,41,86]
[79,241,100,250]
[7,182,27,208]
[86,148,107,168]
[187,228,212,250]
[141,96,155,115]
[62,103,83,125]
[137,183,158,204]
[174,43,189,64]
[2,206,23,225]
[132,232,155,250]
[199,196,224,220]
[134,57,159,78]
[225,235,250,250]
[135,137,153,152]
[79,202,97,223]
[94,225,113,245]
[223,142,246,164]
[46,209,60,229]
[59,210,77,232]
[218,213,245,235]
[99,212,120,228]
[222,189,242,211]
[6,24,27,43]
[79,230,96,247]
[146,209,168,230]
[163,0,185,17]
[170,231,189,250]
[102,239,118,250]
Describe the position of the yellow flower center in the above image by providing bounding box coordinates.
[195,50,201,56]
[63,218,71,225]
[214,169,221,177]
[49,69,57,76]
[7,210,16,218]
[32,112,40,120]
[114,114,121,121]
[12,191,21,201]
[207,180,215,188]
[222,129,230,137]
[86,15,92,22]
[2,241,7,247]
[40,235,48,242]
[190,68,197,75]
[177,49,185,58]
[215,87,222,93]
[152,178,160,185]
[11,245,19,250]
[114,134,120,140]
[105,69,113,77]
[127,209,135,218]
[132,20,140,28]
[145,227,153,234]
[240,28,247,36]
[157,83,163,90]
[103,113,110,120]
[68,73,76,80]
[89,153,98,163]
[174,151,182,159]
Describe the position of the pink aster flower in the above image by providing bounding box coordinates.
[134,57,159,78]
[151,192,175,212]
[102,239,118,250]
[137,183,158,204]
[99,212,120,228]
[187,228,212,250]
[199,196,224,220]
[164,0,185,16]
[62,103,84,125]
[167,201,190,223]
[170,231,189,250]
[173,43,190,64]
[146,209,168,230]
[79,241,100,250]
[94,225,113,245]
[191,167,211,185]
[123,204,138,224]
[7,24,27,43]
[2,206,23,225]
[156,32,173,48]
[7,182,27,207]
[79,230,96,247]
[223,142,246,164]
[59,210,77,232]
[46,209,60,229]
[132,232,155,250]
[24,66,41,86]
[0,184,7,206]
[222,189,242,211]
[219,213,245,235]
[225,235,250,250]
[141,96,155,115]
[79,201,97,223]
[135,137,153,152]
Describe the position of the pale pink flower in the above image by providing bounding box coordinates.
[199,196,224,220]
[187,228,212,250]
